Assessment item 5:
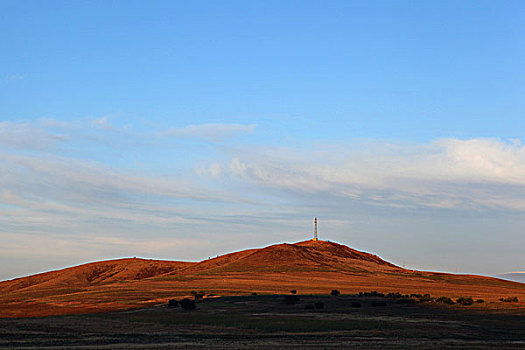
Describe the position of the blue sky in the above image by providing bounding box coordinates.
[1,1,524,280]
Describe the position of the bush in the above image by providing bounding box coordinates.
[502,296,519,303]
[290,290,297,295]
[314,301,324,309]
[476,299,485,303]
[419,294,433,302]
[180,298,196,310]
[168,299,178,308]
[283,295,300,305]
[371,301,387,307]
[456,297,473,306]
[351,302,361,308]
[330,289,340,296]
[435,297,455,305]
[395,298,415,304]
[251,292,258,296]
[387,292,403,299]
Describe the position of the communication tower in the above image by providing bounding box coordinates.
[313,217,318,241]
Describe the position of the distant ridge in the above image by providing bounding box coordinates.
[1,240,524,318]
[494,272,525,284]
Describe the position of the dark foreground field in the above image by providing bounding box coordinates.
[0,294,524,349]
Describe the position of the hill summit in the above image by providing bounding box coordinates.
[0,239,523,318]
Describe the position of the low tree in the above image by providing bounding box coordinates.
[456,297,473,306]
[435,297,455,305]
[330,289,340,296]
[168,299,178,308]
[180,298,196,310]
[290,290,297,295]
[419,294,433,302]
[193,293,205,301]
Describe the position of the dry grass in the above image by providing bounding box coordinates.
[1,240,523,318]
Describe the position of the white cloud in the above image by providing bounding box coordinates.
[0,121,65,150]
[165,123,256,141]
[220,138,525,210]
[91,116,114,130]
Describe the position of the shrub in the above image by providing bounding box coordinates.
[358,292,363,297]
[193,293,205,301]
[387,292,403,299]
[435,297,455,305]
[456,297,473,306]
[251,292,258,296]
[476,299,485,303]
[502,296,519,303]
[314,301,324,309]
[179,298,196,310]
[283,295,300,305]
[290,290,297,295]
[168,299,178,308]
[419,294,433,302]
[351,302,361,308]
[371,301,387,307]
[330,289,340,296]
[395,298,415,304]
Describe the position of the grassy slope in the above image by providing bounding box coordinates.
[0,240,523,317]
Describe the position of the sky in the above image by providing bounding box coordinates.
[1,0,524,280]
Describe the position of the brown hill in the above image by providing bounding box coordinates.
[0,258,193,294]
[0,240,523,317]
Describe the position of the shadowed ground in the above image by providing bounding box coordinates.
[0,294,524,349]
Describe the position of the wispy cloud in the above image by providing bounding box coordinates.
[216,138,525,211]
[1,117,524,279]
[165,123,256,141]
[0,121,66,150]
[4,73,25,82]
[91,116,113,130]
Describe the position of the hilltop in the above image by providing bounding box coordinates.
[0,240,523,317]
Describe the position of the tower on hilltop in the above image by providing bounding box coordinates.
[313,217,318,241]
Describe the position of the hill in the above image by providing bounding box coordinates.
[0,240,523,317]
[495,272,525,283]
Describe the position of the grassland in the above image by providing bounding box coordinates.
[0,294,524,349]
[1,240,524,319]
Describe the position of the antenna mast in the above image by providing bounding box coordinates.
[313,217,318,241]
